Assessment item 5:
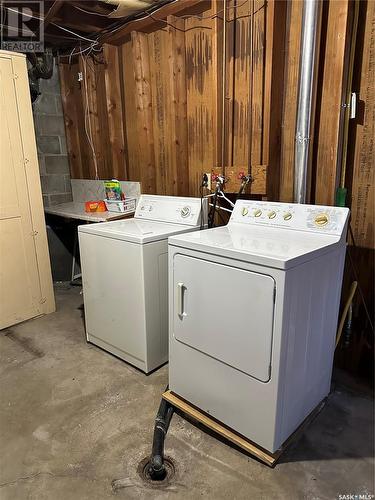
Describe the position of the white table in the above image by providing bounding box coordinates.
[45,202,135,282]
[44,202,133,222]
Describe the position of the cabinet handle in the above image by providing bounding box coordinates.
[177,282,186,317]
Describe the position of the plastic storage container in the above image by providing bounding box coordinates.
[105,198,137,214]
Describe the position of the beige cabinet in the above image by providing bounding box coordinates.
[0,50,55,329]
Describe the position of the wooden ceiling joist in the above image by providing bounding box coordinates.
[43,0,65,28]
[102,0,209,45]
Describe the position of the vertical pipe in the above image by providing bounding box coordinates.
[221,0,227,170]
[294,0,320,204]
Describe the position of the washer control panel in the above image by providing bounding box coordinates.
[135,195,207,226]
[231,201,349,235]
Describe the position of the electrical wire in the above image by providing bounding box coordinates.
[50,22,100,44]
[74,5,112,17]
[4,6,43,21]
[209,202,233,214]
[81,54,99,180]
[4,5,100,43]
[98,0,179,37]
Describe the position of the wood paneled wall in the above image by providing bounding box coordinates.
[60,45,126,181]
[59,0,373,233]
[59,0,286,197]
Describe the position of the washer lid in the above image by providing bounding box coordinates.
[168,224,343,269]
[78,218,198,244]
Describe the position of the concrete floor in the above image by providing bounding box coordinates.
[0,285,374,500]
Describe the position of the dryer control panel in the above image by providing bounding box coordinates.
[230,201,349,236]
[135,195,207,226]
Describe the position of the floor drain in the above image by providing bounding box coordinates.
[137,456,176,487]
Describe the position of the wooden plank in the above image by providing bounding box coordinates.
[212,1,224,170]
[232,0,252,167]
[211,165,267,194]
[79,55,105,180]
[350,0,374,249]
[148,30,170,195]
[103,44,127,180]
[95,59,112,179]
[223,0,236,167]
[168,15,189,196]
[59,62,83,178]
[279,0,303,202]
[103,0,206,45]
[314,0,350,205]
[251,0,265,166]
[121,40,140,182]
[185,3,221,196]
[163,390,327,467]
[131,31,156,194]
[162,390,279,466]
[263,0,287,200]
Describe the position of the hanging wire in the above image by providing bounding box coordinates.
[81,54,99,180]
[73,5,112,17]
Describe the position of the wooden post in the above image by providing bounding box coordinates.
[168,15,189,196]
[131,31,156,194]
[314,0,351,206]
[103,44,127,180]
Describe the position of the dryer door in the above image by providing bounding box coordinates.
[172,254,275,382]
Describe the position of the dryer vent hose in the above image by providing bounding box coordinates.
[148,395,174,480]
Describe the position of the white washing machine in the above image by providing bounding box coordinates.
[168,200,349,452]
[79,195,206,373]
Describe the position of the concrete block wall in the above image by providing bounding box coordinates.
[32,60,72,207]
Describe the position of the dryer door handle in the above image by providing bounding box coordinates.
[177,282,186,318]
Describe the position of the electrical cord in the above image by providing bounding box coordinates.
[235,175,252,203]
[208,188,218,229]
[200,182,204,230]
[74,5,112,17]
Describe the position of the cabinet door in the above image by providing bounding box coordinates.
[0,56,42,329]
[172,254,275,382]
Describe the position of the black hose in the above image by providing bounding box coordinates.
[208,188,219,229]
[148,396,174,480]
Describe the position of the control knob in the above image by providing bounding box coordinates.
[314,213,329,226]
[181,206,191,218]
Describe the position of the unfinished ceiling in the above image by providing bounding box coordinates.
[0,0,172,51]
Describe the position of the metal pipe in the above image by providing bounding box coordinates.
[294,0,320,204]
